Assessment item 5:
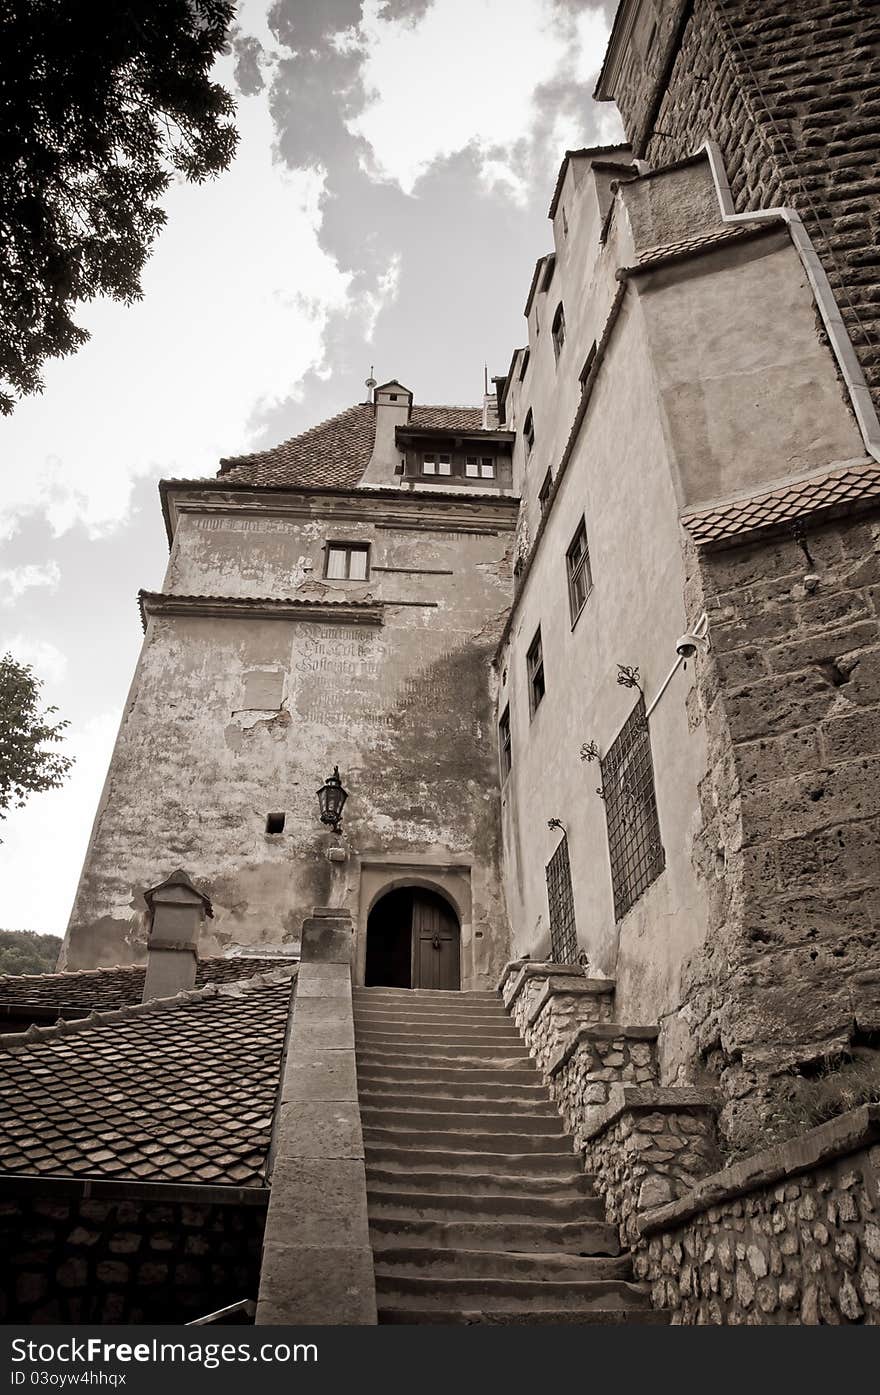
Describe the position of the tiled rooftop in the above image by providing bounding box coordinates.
[0,972,295,1186]
[682,457,880,545]
[0,955,286,1013]
[217,402,486,490]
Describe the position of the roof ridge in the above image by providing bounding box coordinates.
[0,964,297,1051]
[0,952,283,987]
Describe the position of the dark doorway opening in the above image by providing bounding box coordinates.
[365,887,461,990]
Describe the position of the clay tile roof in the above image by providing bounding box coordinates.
[0,972,295,1187]
[217,402,486,490]
[624,220,786,275]
[0,955,287,1014]
[682,458,880,545]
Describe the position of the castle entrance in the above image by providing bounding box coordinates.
[364,887,460,990]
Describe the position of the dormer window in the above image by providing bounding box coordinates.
[524,409,535,456]
[422,452,451,476]
[465,456,496,479]
[552,302,566,361]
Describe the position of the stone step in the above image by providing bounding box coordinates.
[373,1275,651,1313]
[356,1045,531,1066]
[355,1063,539,1086]
[355,1025,524,1044]
[378,1307,669,1325]
[365,1165,596,1198]
[360,1107,564,1135]
[357,1079,549,1105]
[363,1126,573,1155]
[354,989,501,1003]
[373,1248,632,1282]
[354,1006,512,1025]
[363,1142,584,1176]
[367,1189,602,1222]
[369,1216,619,1255]
[358,1091,557,1115]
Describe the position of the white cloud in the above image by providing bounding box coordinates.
[0,710,120,935]
[0,561,61,606]
[0,54,349,540]
[0,636,69,686]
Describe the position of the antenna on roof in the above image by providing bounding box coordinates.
[483,362,488,395]
[365,365,377,404]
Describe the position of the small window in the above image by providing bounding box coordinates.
[266,813,285,835]
[325,543,369,580]
[523,409,535,456]
[579,342,597,388]
[551,302,565,361]
[499,706,512,781]
[527,628,545,716]
[561,205,569,238]
[566,517,592,622]
[518,348,530,381]
[466,455,496,480]
[422,452,451,476]
[538,470,552,517]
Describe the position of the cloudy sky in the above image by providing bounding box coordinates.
[0,0,621,938]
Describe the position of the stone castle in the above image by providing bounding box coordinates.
[2,0,880,1327]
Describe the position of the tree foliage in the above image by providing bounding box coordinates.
[0,1,238,413]
[0,928,60,975]
[0,652,73,822]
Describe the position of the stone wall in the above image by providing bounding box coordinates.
[678,513,880,1145]
[501,963,615,1077]
[0,1186,267,1324]
[548,1026,659,1149]
[637,1104,880,1324]
[607,0,880,418]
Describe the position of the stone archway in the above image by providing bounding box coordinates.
[364,886,461,990]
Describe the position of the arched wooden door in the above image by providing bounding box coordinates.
[365,887,460,990]
[412,891,460,991]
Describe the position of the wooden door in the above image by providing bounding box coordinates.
[412,892,460,991]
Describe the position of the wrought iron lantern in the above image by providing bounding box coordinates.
[317,766,348,832]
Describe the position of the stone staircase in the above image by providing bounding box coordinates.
[353,985,667,1324]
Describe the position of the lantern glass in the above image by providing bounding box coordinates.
[317,766,348,829]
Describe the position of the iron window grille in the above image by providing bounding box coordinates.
[325,543,370,580]
[551,302,566,360]
[527,628,545,716]
[600,698,665,921]
[499,706,512,781]
[566,517,593,622]
[546,833,578,964]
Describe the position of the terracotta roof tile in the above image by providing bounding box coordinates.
[0,972,295,1187]
[682,458,880,545]
[0,955,287,1014]
[217,402,486,490]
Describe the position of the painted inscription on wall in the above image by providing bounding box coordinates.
[295,624,389,727]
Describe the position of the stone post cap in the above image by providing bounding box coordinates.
[144,869,214,917]
[301,910,354,966]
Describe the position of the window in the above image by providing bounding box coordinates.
[551,302,566,360]
[499,706,512,781]
[579,342,597,389]
[546,833,577,964]
[325,543,369,580]
[523,409,535,456]
[465,455,496,479]
[527,628,545,716]
[518,347,530,381]
[601,699,665,922]
[561,205,569,238]
[566,517,592,622]
[538,470,552,517]
[265,812,285,834]
[422,452,452,476]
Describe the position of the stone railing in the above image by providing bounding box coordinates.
[636,1105,880,1325]
[499,961,615,1078]
[581,1087,721,1247]
[547,1025,659,1149]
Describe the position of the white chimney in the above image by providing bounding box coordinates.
[142,869,213,1001]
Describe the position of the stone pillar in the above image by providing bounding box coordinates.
[255,908,377,1326]
[141,869,212,1002]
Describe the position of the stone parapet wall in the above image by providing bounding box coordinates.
[580,1087,721,1248]
[547,1026,659,1149]
[0,1186,267,1324]
[636,1105,880,1324]
[500,962,615,1077]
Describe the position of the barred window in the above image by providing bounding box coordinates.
[546,834,577,964]
[566,517,592,622]
[527,628,545,716]
[601,698,665,921]
[499,705,512,781]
